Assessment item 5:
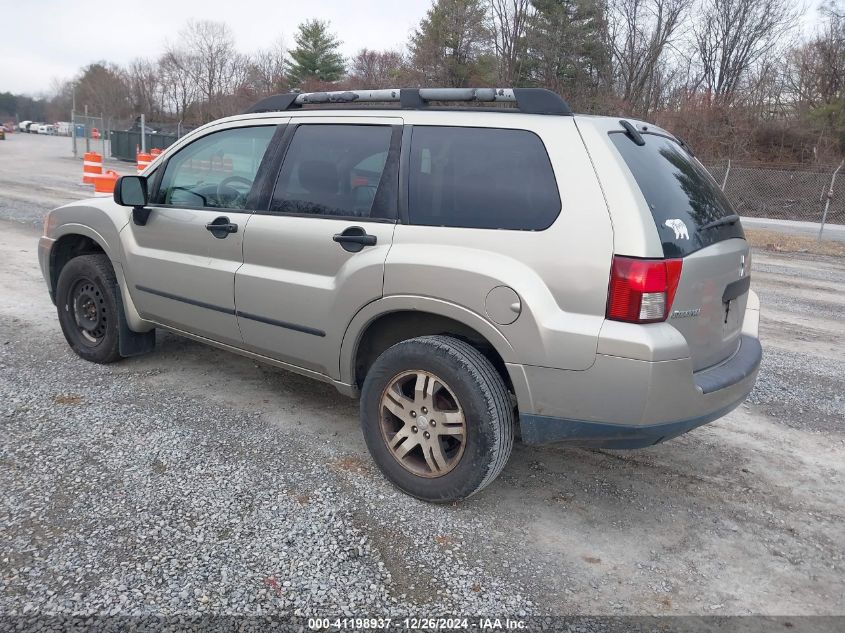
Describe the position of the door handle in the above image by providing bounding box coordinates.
[206,216,238,238]
[333,226,377,252]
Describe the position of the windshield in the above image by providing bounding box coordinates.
[610,131,744,257]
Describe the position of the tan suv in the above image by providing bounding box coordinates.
[39,88,762,502]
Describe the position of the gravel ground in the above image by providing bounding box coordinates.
[748,346,845,433]
[0,133,125,227]
[1,135,844,626]
[0,337,531,619]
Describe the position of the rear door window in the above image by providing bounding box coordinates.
[408,126,560,230]
[610,132,744,257]
[270,124,397,219]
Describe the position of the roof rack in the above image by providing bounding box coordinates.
[243,88,572,116]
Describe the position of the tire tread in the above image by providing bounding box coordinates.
[414,335,514,497]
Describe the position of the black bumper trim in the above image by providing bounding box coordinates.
[694,334,762,395]
[519,401,741,449]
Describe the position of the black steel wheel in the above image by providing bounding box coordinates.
[56,254,121,364]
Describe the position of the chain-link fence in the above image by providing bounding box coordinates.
[705,160,845,238]
[71,113,109,159]
[106,118,190,161]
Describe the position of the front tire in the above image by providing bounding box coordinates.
[360,335,514,502]
[56,254,122,364]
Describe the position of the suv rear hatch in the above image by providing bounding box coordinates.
[609,128,750,372]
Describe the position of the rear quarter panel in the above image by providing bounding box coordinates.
[384,112,614,371]
[574,116,664,259]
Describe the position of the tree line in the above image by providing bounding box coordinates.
[2,0,845,163]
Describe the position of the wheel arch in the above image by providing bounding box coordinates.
[48,224,152,334]
[340,296,521,396]
[48,228,111,298]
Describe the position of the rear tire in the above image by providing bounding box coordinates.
[360,335,514,502]
[56,254,122,364]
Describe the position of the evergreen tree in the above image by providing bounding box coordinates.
[523,0,611,109]
[286,20,345,86]
[409,0,495,87]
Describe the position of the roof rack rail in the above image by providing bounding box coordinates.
[243,88,572,116]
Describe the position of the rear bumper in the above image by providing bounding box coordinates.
[520,399,747,449]
[513,293,762,448]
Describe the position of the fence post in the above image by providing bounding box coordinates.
[721,159,731,191]
[84,106,90,154]
[140,114,146,153]
[71,108,77,158]
[819,159,844,242]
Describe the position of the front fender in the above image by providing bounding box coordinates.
[44,200,150,332]
[45,198,131,263]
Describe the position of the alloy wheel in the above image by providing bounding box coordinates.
[378,370,467,478]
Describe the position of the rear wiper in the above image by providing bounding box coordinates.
[698,214,740,231]
[619,120,645,146]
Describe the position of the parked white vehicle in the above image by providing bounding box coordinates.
[19,120,32,133]
[38,124,55,135]
[28,122,43,134]
[56,122,72,136]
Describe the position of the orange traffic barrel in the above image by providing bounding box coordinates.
[82,152,102,184]
[150,148,162,159]
[136,152,152,173]
[91,127,101,140]
[93,170,119,195]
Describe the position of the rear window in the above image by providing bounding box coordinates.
[610,132,744,257]
[408,126,560,230]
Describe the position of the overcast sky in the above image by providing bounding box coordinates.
[0,0,828,96]
[0,0,432,95]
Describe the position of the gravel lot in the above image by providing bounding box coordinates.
[1,133,844,624]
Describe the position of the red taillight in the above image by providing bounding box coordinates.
[607,256,683,323]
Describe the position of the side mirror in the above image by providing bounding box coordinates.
[113,176,151,225]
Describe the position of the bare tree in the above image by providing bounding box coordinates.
[694,0,803,105]
[158,50,199,122]
[786,9,845,109]
[349,49,405,88]
[610,0,687,115]
[127,58,162,118]
[489,0,533,84]
[253,38,288,94]
[165,20,251,121]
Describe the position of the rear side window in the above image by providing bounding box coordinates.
[270,124,397,219]
[408,126,560,230]
[610,132,744,257]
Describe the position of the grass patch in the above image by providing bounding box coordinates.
[53,393,84,405]
[745,228,845,257]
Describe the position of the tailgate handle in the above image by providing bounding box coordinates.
[722,276,751,303]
